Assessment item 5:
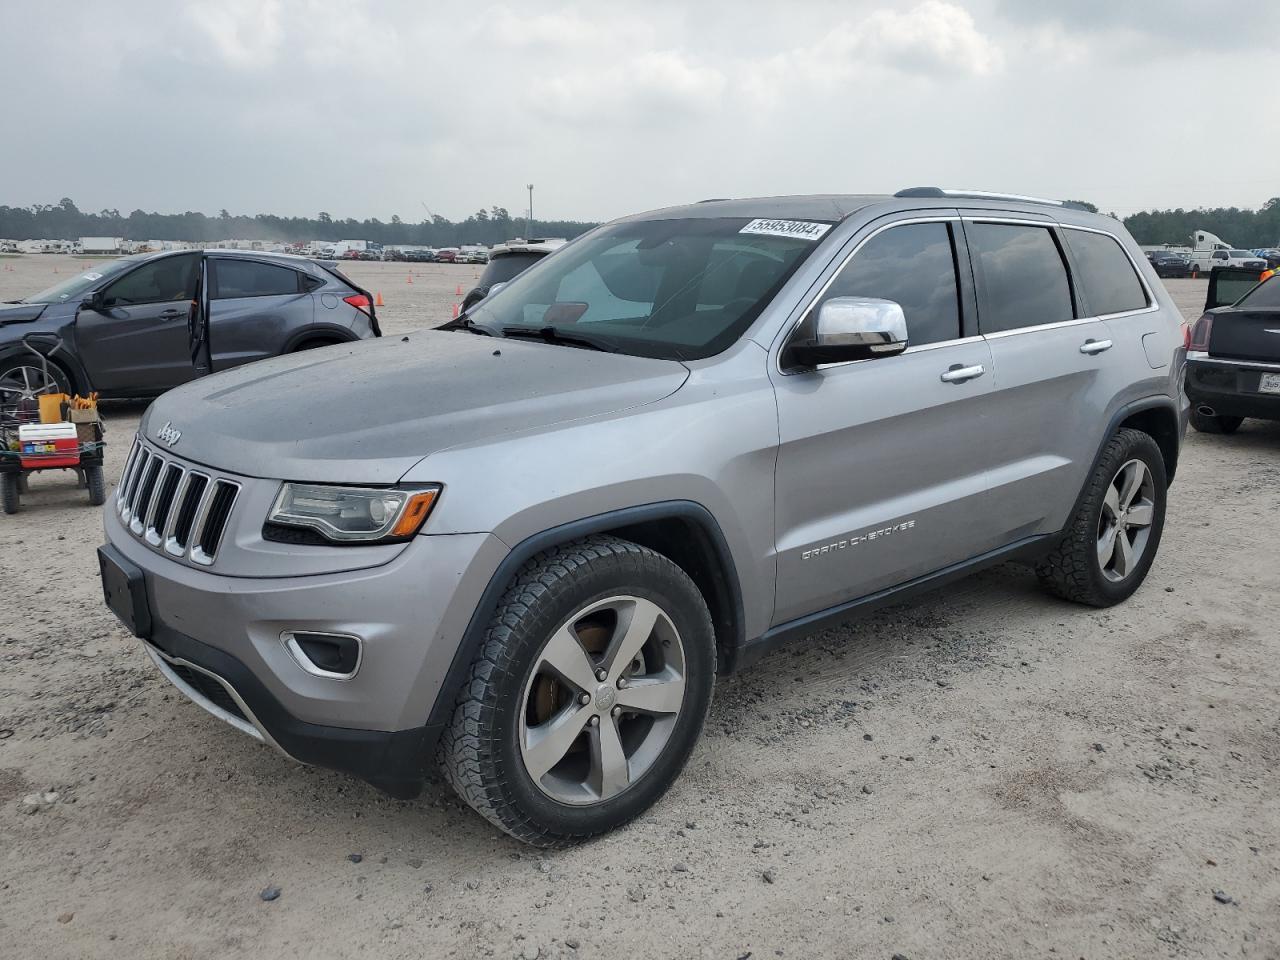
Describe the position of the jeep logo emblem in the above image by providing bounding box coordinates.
[155,421,182,447]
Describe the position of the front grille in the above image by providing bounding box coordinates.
[167,663,248,722]
[116,437,240,566]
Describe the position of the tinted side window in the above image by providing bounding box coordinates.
[213,259,302,299]
[967,223,1073,333]
[1064,229,1149,316]
[103,254,199,306]
[816,222,961,346]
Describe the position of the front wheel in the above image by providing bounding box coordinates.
[1035,428,1167,607]
[438,536,716,846]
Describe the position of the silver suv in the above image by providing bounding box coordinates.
[99,189,1187,846]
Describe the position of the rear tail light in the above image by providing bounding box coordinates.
[343,293,372,316]
[1187,314,1213,352]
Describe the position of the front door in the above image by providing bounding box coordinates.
[74,253,200,392]
[770,217,997,625]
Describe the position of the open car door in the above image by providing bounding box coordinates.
[1205,265,1268,310]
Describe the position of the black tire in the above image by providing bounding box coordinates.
[1,473,19,514]
[84,465,106,506]
[1190,409,1243,434]
[1035,428,1167,607]
[437,535,716,847]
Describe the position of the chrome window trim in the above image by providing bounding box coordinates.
[982,317,1097,340]
[1186,351,1280,372]
[773,215,964,376]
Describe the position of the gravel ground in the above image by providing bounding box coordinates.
[1,255,1278,959]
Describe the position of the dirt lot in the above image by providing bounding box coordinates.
[1,254,1277,959]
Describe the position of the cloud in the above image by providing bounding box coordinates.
[184,0,285,67]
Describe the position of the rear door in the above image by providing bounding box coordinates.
[207,257,315,370]
[964,217,1141,546]
[770,214,998,625]
[74,253,200,392]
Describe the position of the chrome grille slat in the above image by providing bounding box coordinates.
[144,463,185,546]
[116,436,240,567]
[116,439,141,505]
[129,455,163,535]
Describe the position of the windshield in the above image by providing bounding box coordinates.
[466,217,828,360]
[1236,275,1280,309]
[1229,250,1254,258]
[23,257,138,304]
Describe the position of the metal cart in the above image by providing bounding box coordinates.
[0,335,105,514]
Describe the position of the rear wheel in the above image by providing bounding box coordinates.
[1,473,19,514]
[438,536,716,846]
[1190,409,1243,434]
[84,465,106,506]
[1035,428,1166,607]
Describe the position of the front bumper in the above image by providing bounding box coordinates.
[1185,355,1280,421]
[101,505,508,797]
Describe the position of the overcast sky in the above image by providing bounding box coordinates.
[3,0,1277,223]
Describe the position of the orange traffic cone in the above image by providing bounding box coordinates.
[451,303,459,319]
[375,291,384,307]
[455,283,463,296]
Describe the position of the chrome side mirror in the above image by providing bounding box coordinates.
[786,297,908,368]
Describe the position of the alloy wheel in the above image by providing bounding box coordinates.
[518,595,687,805]
[1097,458,1156,582]
[0,364,62,413]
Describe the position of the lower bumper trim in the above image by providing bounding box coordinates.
[144,625,439,799]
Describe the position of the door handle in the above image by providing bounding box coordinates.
[940,363,985,383]
[159,309,184,319]
[1079,338,1113,355]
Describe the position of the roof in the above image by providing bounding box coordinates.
[620,195,889,223]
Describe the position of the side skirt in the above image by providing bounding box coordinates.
[732,533,1052,672]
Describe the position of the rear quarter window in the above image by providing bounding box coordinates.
[1065,229,1149,316]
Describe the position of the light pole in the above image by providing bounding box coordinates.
[526,184,534,240]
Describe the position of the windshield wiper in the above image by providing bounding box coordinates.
[500,325,616,352]
[438,314,490,334]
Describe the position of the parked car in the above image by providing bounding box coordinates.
[0,250,379,402]
[1185,267,1280,433]
[433,248,459,264]
[1147,251,1191,278]
[1190,248,1268,277]
[99,189,1184,846]
[461,238,567,313]
[1251,248,1280,269]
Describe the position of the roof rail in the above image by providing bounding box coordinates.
[894,187,1093,212]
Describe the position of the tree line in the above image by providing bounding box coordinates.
[3,195,1279,249]
[0,198,596,247]
[1122,197,1280,248]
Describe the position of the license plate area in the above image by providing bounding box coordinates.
[98,545,152,639]
[1259,372,1280,395]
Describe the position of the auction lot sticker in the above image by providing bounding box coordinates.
[740,219,832,241]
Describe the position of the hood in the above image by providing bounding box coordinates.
[142,330,689,483]
[0,302,48,326]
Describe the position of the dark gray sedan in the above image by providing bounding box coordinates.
[0,250,379,402]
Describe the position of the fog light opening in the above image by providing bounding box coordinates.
[282,631,363,681]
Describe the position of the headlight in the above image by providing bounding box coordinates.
[268,483,440,543]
